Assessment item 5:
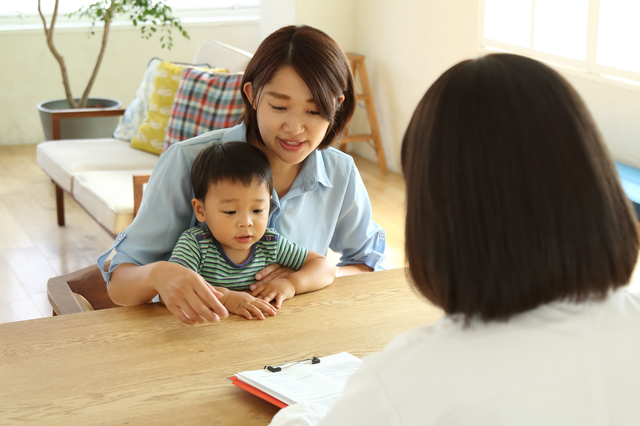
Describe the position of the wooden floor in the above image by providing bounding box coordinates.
[0,144,407,324]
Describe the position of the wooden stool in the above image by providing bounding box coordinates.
[341,54,388,175]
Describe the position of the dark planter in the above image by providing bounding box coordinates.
[37,97,122,141]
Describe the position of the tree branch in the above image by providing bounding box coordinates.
[39,0,77,108]
[80,2,116,108]
[37,0,49,35]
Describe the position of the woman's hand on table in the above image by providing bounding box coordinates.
[152,262,229,325]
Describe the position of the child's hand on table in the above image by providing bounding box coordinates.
[250,265,295,292]
[223,290,277,320]
[251,278,296,309]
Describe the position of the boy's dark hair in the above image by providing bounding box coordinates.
[240,25,356,150]
[191,142,273,200]
[401,53,639,323]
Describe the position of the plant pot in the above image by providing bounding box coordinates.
[37,98,122,141]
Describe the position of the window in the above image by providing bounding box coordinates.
[0,0,260,32]
[479,0,640,85]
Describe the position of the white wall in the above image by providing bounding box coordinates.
[349,0,479,172]
[0,22,261,146]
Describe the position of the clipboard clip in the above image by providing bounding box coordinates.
[265,356,320,372]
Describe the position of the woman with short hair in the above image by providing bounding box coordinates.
[270,54,640,425]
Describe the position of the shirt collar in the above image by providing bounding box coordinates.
[299,149,333,192]
[221,122,248,143]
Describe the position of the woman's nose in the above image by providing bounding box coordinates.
[283,112,304,135]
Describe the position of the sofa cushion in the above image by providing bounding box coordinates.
[37,139,159,193]
[73,170,153,235]
[130,61,187,155]
[163,68,244,152]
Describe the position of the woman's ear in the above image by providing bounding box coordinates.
[243,82,256,108]
[338,94,345,104]
[192,198,207,223]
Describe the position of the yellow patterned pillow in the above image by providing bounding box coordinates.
[130,61,186,154]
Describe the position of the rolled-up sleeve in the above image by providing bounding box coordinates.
[330,163,387,271]
[98,144,199,284]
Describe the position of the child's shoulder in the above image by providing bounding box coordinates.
[259,228,281,243]
[182,225,214,241]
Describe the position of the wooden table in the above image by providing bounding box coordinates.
[0,268,444,425]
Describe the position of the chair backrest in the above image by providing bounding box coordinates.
[193,39,253,73]
[48,264,118,315]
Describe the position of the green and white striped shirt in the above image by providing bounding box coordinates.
[169,226,308,291]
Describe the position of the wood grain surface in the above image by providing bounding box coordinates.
[0,268,443,425]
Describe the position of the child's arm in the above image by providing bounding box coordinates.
[216,287,277,320]
[251,250,335,308]
[109,230,229,326]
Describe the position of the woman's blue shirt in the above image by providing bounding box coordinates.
[98,123,387,282]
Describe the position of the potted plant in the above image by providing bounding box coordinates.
[37,0,189,140]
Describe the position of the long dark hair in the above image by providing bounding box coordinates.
[240,25,356,149]
[401,53,638,323]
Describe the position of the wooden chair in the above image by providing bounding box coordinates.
[47,263,118,315]
[47,174,149,315]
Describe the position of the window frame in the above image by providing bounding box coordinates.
[0,1,260,33]
[477,0,640,88]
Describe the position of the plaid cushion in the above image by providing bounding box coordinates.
[163,68,244,152]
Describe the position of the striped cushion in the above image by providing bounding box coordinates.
[163,68,244,152]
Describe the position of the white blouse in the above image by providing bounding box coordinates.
[270,289,640,426]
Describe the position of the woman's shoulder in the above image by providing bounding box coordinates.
[313,146,359,184]
[318,146,357,167]
[163,124,247,163]
[360,319,456,375]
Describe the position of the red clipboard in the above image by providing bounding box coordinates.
[227,375,289,409]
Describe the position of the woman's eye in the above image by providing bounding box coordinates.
[270,104,286,111]
[308,110,321,116]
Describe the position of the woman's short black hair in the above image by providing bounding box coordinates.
[240,25,356,149]
[401,53,638,323]
[191,142,273,200]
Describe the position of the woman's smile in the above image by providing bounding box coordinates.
[278,137,306,151]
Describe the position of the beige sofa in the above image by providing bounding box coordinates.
[37,40,252,236]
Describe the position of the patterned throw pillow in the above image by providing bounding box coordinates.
[163,68,244,153]
[112,58,161,142]
[130,61,187,155]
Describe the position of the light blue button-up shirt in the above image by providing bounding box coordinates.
[98,123,387,282]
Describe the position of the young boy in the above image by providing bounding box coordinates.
[169,142,336,320]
